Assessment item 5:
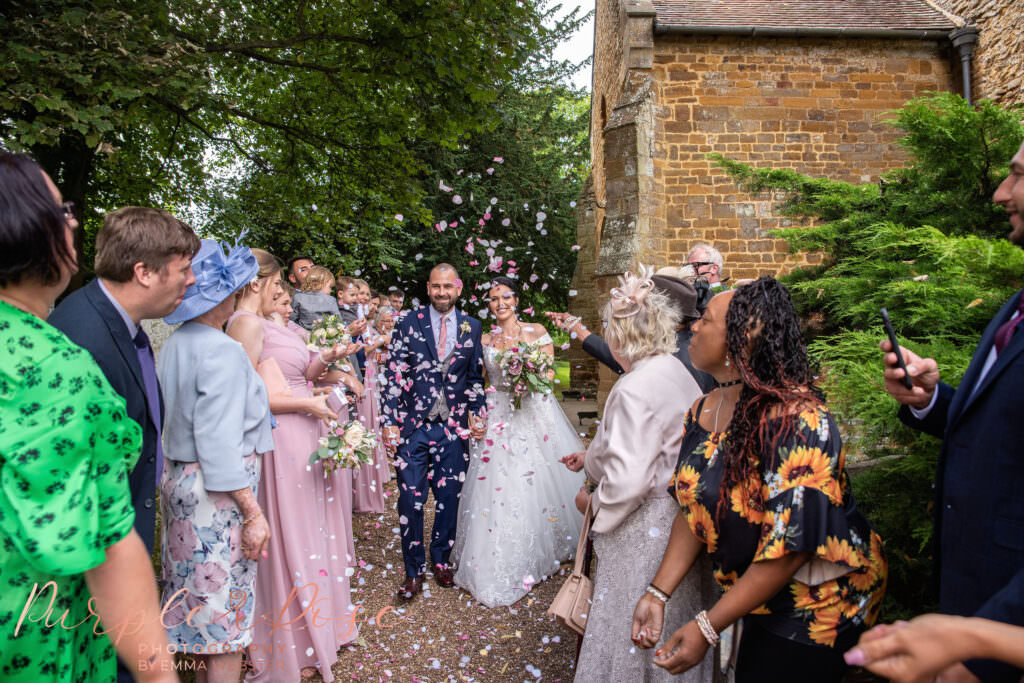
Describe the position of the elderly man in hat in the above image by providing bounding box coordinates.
[547,266,716,392]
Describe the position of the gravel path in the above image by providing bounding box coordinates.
[326,481,581,683]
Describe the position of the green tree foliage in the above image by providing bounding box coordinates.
[0,3,207,213]
[391,87,589,320]
[712,93,1024,619]
[1,0,589,309]
[239,85,590,319]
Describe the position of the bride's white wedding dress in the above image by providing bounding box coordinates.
[453,334,586,607]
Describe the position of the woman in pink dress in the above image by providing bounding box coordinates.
[227,249,358,683]
[351,308,393,513]
[369,305,397,488]
[276,282,364,564]
[269,284,313,340]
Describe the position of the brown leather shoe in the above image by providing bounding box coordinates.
[396,575,422,600]
[433,564,455,588]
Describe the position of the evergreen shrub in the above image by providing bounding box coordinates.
[712,93,1024,620]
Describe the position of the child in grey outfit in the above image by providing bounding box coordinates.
[290,265,342,330]
[291,290,341,330]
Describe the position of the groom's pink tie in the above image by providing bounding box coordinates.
[437,313,448,356]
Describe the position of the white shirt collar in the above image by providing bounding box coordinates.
[429,305,455,324]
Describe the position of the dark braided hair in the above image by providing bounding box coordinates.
[716,277,824,520]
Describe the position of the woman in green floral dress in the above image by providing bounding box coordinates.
[0,151,175,682]
[632,278,887,682]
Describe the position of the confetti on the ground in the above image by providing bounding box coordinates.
[315,479,582,683]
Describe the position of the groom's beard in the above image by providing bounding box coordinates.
[430,296,455,313]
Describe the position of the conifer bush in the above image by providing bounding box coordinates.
[712,93,1024,619]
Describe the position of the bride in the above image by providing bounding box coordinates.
[452,276,586,607]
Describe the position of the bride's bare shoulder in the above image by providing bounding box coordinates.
[521,322,550,343]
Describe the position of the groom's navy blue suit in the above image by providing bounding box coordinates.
[382,305,485,578]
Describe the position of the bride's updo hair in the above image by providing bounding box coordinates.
[489,276,519,292]
[602,266,680,364]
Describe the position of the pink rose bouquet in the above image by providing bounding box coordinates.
[494,340,555,410]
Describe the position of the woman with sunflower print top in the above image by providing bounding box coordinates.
[631,278,887,682]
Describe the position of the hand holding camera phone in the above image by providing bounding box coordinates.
[880,308,914,391]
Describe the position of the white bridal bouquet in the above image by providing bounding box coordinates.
[308,420,377,475]
[494,340,555,410]
[305,314,352,352]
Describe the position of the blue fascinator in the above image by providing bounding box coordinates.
[164,235,259,325]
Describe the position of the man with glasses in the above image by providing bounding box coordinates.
[546,268,716,392]
[686,242,726,292]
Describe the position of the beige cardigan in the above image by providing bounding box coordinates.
[584,353,703,534]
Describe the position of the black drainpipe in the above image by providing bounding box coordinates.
[949,26,979,105]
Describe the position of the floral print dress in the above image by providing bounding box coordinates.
[0,302,140,681]
[670,400,887,649]
[160,454,261,650]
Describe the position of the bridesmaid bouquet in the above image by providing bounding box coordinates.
[309,420,378,475]
[306,314,352,352]
[495,340,555,410]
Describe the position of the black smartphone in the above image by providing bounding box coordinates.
[880,308,913,390]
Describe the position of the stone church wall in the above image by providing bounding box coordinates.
[932,0,1023,105]
[648,35,957,281]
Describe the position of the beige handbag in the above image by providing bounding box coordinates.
[546,502,594,635]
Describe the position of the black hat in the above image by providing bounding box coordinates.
[650,274,700,320]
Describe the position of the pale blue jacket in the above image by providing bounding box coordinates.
[157,321,274,491]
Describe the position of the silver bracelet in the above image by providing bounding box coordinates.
[645,584,669,603]
[695,610,719,646]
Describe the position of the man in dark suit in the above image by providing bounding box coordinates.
[881,141,1024,682]
[382,263,487,599]
[49,207,199,556]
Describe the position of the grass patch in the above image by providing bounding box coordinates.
[553,360,570,397]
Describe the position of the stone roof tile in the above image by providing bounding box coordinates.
[654,0,959,32]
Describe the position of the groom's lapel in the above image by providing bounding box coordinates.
[454,309,469,345]
[417,307,439,362]
[453,310,474,361]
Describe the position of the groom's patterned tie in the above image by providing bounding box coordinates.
[437,313,448,356]
[427,313,453,422]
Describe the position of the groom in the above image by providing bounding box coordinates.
[382,263,487,599]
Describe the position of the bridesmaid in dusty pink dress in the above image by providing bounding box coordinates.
[227,250,357,683]
[352,316,391,514]
[370,306,398,488]
[277,284,361,565]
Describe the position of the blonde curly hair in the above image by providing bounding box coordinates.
[602,267,680,364]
